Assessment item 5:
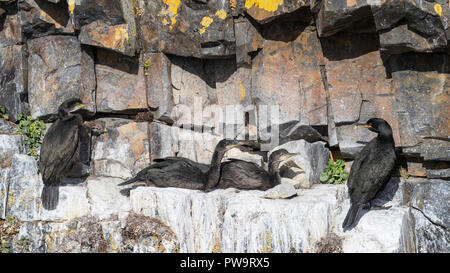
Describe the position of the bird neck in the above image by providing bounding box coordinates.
[376,129,394,143]
[205,149,226,189]
[268,160,282,186]
[59,112,81,122]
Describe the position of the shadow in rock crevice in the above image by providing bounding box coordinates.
[0,11,5,33]
[386,52,450,74]
[168,54,237,90]
[94,47,139,75]
[246,7,313,43]
[320,31,381,61]
[34,0,70,28]
[0,1,19,33]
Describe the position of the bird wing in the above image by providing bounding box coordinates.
[153,157,210,173]
[146,159,206,189]
[219,160,269,189]
[39,119,80,185]
[347,141,373,194]
[348,143,396,204]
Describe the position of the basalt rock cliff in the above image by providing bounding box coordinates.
[0,0,449,253]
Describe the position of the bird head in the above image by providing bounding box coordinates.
[58,98,90,118]
[358,118,393,139]
[216,139,246,151]
[269,149,297,164]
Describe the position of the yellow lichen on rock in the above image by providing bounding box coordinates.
[199,9,229,35]
[211,231,222,253]
[68,0,76,15]
[163,0,181,15]
[109,236,119,252]
[259,230,273,253]
[434,3,442,16]
[238,80,246,101]
[244,0,284,12]
[199,16,214,35]
[215,9,228,20]
[160,0,181,30]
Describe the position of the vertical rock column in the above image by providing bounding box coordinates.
[27,35,95,120]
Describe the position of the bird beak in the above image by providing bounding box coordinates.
[358,124,372,129]
[70,104,90,112]
[280,154,296,161]
[226,144,239,149]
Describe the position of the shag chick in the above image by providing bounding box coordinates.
[39,98,89,210]
[206,149,297,191]
[342,118,396,229]
[118,139,244,191]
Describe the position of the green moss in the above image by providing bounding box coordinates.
[143,60,150,77]
[320,159,349,184]
[14,114,46,160]
[0,106,9,120]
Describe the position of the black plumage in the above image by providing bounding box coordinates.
[342,118,396,229]
[38,98,88,210]
[206,149,296,191]
[118,139,244,190]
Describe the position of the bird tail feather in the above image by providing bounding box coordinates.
[41,185,59,210]
[118,177,139,186]
[342,204,363,229]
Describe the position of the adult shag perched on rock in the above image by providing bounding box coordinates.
[118,139,245,191]
[342,118,396,229]
[206,149,297,191]
[39,98,89,210]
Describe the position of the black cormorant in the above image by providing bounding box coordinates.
[342,118,396,229]
[39,98,89,210]
[206,149,297,191]
[118,139,244,190]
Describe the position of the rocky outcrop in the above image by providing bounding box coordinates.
[0,151,448,253]
[92,118,150,179]
[76,0,137,57]
[0,45,27,122]
[27,35,95,120]
[407,178,450,253]
[1,151,442,252]
[1,0,447,155]
[1,0,449,253]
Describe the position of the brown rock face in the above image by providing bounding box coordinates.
[0,4,22,45]
[234,16,263,66]
[76,0,137,56]
[137,0,235,58]
[321,31,401,156]
[389,53,450,148]
[0,45,28,122]
[252,23,327,129]
[316,0,375,37]
[243,0,309,24]
[379,24,446,54]
[27,35,95,120]
[95,48,147,113]
[169,55,248,129]
[1,0,450,254]
[92,118,150,179]
[19,0,75,38]
[0,0,449,179]
[145,52,174,120]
